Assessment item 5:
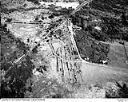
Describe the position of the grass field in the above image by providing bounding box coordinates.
[107,42,128,69]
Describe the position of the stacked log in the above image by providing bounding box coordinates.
[50,19,83,85]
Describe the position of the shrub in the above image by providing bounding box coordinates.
[1,25,34,98]
[105,81,128,98]
[74,30,110,63]
[24,76,72,98]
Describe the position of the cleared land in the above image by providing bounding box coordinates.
[81,60,128,86]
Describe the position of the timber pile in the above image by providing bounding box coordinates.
[48,19,83,84]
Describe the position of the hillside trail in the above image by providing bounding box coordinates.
[80,60,128,86]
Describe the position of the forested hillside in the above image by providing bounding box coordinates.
[1,0,128,98]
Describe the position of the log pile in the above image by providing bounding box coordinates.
[46,19,83,85]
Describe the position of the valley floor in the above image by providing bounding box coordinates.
[81,60,128,86]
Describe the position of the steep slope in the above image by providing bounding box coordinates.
[1,0,128,98]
